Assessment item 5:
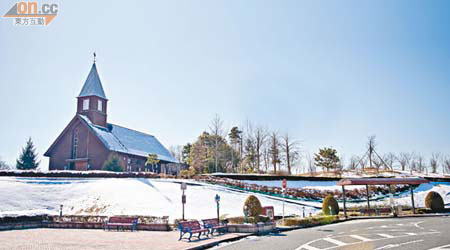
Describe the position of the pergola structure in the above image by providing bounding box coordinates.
[337,178,430,218]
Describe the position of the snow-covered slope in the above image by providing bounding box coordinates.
[0,177,317,220]
[1,177,449,221]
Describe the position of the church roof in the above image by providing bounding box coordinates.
[78,63,107,99]
[79,115,177,163]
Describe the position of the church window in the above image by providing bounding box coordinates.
[97,100,102,112]
[73,129,79,159]
[83,99,89,110]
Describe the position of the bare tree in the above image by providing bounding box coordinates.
[398,152,412,172]
[0,157,11,170]
[169,145,183,163]
[349,155,359,170]
[383,153,397,170]
[415,154,425,173]
[254,126,268,173]
[306,153,316,175]
[442,155,450,174]
[262,146,270,173]
[209,114,224,173]
[281,133,300,175]
[269,132,280,174]
[367,135,377,169]
[430,153,440,174]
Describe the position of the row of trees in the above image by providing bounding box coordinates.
[170,121,450,175]
[170,115,301,175]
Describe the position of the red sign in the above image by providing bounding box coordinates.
[282,179,287,189]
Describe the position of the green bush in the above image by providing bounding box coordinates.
[244,195,262,217]
[180,167,196,178]
[322,195,339,215]
[282,216,338,227]
[227,215,270,224]
[425,191,444,212]
[102,154,123,172]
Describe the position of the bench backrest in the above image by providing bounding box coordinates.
[179,220,202,231]
[202,219,219,227]
[109,217,137,224]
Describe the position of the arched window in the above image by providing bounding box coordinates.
[72,128,79,159]
[83,99,89,110]
[97,100,102,112]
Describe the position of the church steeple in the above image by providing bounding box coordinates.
[78,62,107,99]
[77,59,108,127]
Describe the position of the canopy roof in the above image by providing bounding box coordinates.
[337,178,429,186]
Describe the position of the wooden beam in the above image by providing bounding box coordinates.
[366,184,370,216]
[342,185,347,219]
[410,185,416,214]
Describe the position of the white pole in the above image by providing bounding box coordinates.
[282,190,285,223]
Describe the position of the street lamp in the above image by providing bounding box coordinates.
[215,194,221,223]
[181,182,187,221]
[302,206,305,218]
[243,205,248,224]
[60,204,63,216]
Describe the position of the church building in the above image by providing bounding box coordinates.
[44,61,178,172]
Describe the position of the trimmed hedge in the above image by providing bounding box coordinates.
[322,195,339,215]
[282,216,339,227]
[425,191,444,212]
[244,195,262,217]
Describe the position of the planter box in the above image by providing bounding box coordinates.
[227,223,275,234]
[0,222,43,231]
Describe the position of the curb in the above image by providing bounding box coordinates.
[186,233,253,250]
[276,213,450,233]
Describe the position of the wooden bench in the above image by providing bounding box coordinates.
[104,216,138,231]
[178,220,209,241]
[202,218,227,236]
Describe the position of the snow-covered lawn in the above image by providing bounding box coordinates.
[0,177,318,220]
[1,177,449,221]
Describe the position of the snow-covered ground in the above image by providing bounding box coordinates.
[241,180,366,191]
[0,177,318,220]
[1,177,449,221]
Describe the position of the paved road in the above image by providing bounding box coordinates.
[216,216,450,250]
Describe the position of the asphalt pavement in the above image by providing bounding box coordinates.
[214,216,450,250]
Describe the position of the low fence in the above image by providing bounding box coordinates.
[0,215,171,231]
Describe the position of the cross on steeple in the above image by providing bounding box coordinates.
[93,52,96,63]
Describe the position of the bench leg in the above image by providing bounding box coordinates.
[197,232,202,239]
[188,232,193,242]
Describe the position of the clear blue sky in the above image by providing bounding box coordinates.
[1,0,449,170]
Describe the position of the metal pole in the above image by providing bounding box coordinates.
[282,190,286,223]
[342,186,347,219]
[182,190,185,221]
[366,185,370,216]
[217,202,220,223]
[410,185,416,214]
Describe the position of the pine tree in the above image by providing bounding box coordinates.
[314,147,340,172]
[102,154,123,172]
[16,138,40,170]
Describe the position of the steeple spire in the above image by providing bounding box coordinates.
[78,61,106,99]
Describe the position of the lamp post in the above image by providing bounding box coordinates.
[215,194,221,223]
[60,204,63,216]
[243,205,248,224]
[302,206,305,218]
[181,182,187,221]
